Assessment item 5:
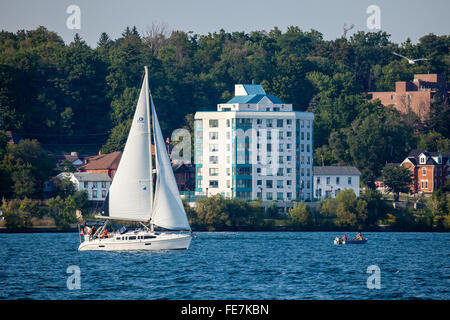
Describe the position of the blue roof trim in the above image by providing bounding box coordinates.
[242,84,266,95]
[226,94,284,104]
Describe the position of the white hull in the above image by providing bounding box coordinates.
[78,231,191,251]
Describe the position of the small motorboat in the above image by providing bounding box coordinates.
[346,239,367,244]
[334,237,367,245]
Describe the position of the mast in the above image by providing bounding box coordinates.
[144,66,154,224]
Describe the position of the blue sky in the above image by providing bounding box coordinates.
[0,0,448,47]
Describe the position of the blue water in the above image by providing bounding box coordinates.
[0,232,449,300]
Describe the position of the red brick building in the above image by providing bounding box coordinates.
[172,162,195,192]
[368,74,448,121]
[401,150,450,194]
[77,151,122,179]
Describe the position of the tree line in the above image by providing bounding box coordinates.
[184,186,450,232]
[0,26,448,186]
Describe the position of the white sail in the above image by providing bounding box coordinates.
[150,97,191,231]
[107,75,152,221]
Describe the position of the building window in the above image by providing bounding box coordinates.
[287,131,292,137]
[209,168,219,176]
[326,177,330,184]
[422,167,426,176]
[277,168,283,176]
[226,132,230,139]
[93,190,98,198]
[209,180,219,188]
[101,181,106,188]
[277,180,283,188]
[84,181,88,188]
[257,180,262,186]
[317,177,320,184]
[102,190,106,198]
[425,180,428,189]
[266,119,273,127]
[266,192,273,200]
[209,120,218,128]
[209,144,219,152]
[348,177,352,185]
[277,192,283,200]
[277,119,283,127]
[336,177,340,185]
[287,180,292,186]
[92,182,98,189]
[267,144,272,152]
[209,156,218,164]
[209,132,219,140]
[257,119,262,125]
[266,180,273,188]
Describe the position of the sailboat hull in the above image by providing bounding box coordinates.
[78,232,191,251]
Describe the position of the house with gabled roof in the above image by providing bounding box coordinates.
[401,150,449,193]
[57,172,112,201]
[313,166,361,200]
[77,151,122,179]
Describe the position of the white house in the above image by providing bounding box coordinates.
[194,84,314,210]
[313,166,361,200]
[57,172,112,201]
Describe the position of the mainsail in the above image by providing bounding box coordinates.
[150,96,191,231]
[107,74,152,221]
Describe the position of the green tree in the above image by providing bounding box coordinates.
[381,165,412,201]
[334,189,367,228]
[288,201,314,228]
[57,177,76,199]
[1,198,40,229]
[47,195,77,231]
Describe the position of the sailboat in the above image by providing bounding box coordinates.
[78,66,192,251]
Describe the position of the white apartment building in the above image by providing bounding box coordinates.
[313,166,361,200]
[57,172,112,201]
[194,84,314,209]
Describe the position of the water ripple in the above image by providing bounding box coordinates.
[0,232,449,299]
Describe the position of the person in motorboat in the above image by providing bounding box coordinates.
[356,232,363,240]
[342,234,347,241]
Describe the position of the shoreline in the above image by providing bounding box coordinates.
[0,227,448,233]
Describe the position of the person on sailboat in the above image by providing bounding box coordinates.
[100,228,110,239]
